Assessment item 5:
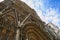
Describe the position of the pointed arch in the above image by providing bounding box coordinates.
[22,22,50,40]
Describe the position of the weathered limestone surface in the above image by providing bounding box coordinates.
[0,0,59,40]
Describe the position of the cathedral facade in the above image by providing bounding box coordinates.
[0,0,58,40]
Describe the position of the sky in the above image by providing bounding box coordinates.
[0,0,60,28]
[21,0,60,28]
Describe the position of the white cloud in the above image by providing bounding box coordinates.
[21,0,44,10]
[0,0,4,2]
[44,8,60,27]
[21,0,35,9]
[21,0,60,28]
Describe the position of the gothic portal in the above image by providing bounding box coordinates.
[0,0,56,40]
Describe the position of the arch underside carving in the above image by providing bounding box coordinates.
[0,10,50,40]
[0,11,16,40]
[0,15,50,40]
[23,23,49,40]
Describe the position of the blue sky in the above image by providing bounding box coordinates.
[0,0,60,28]
[21,0,60,28]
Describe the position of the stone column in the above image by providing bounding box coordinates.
[16,28,20,40]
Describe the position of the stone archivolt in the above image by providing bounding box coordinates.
[0,0,58,40]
